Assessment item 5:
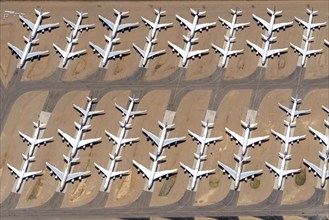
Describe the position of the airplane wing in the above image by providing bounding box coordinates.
[311,22,327,30]
[252,14,270,30]
[290,43,304,55]
[105,131,120,144]
[121,137,139,146]
[7,164,22,178]
[58,129,76,147]
[225,128,244,146]
[133,160,151,179]
[294,109,311,116]
[309,127,327,145]
[266,48,288,58]
[38,23,59,32]
[19,132,33,145]
[133,44,145,57]
[278,103,292,115]
[142,128,160,146]
[246,40,264,57]
[78,24,95,31]
[247,135,269,146]
[176,15,192,30]
[197,169,216,178]
[283,168,301,177]
[35,137,53,146]
[94,163,108,176]
[163,136,186,148]
[73,104,86,116]
[272,22,293,32]
[8,43,23,58]
[141,17,155,29]
[19,15,35,30]
[305,49,323,57]
[217,161,237,180]
[107,49,130,59]
[265,162,281,176]
[195,22,216,32]
[53,43,66,58]
[26,50,48,60]
[148,50,166,59]
[63,17,76,29]
[303,159,322,177]
[78,137,101,149]
[211,44,225,55]
[130,109,147,116]
[67,49,86,59]
[294,17,308,29]
[271,129,287,143]
[98,15,114,30]
[187,49,209,59]
[218,17,232,29]
[226,49,244,57]
[88,110,104,117]
[234,22,250,30]
[89,42,105,58]
[67,171,90,182]
[115,103,128,115]
[240,169,262,181]
[117,23,139,33]
[46,162,64,181]
[157,23,173,30]
[288,135,306,143]
[154,169,177,180]
[188,130,203,143]
[205,137,223,145]
[180,163,195,176]
[168,41,184,58]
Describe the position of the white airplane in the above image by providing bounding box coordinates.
[19,9,59,39]
[133,37,166,67]
[8,154,42,192]
[73,96,104,126]
[63,10,95,39]
[176,8,216,38]
[212,36,244,67]
[225,120,269,156]
[115,96,147,124]
[133,153,177,189]
[99,8,138,38]
[142,121,186,156]
[89,35,130,67]
[180,153,215,190]
[53,36,87,67]
[325,40,329,47]
[142,8,173,40]
[168,35,209,67]
[19,121,53,157]
[218,8,250,38]
[295,8,327,39]
[266,152,301,189]
[290,36,323,67]
[188,120,222,155]
[278,96,311,123]
[218,154,263,190]
[253,7,293,37]
[46,154,90,191]
[8,36,49,68]
[246,34,288,65]
[58,122,101,157]
[106,121,139,156]
[309,120,328,149]
[304,151,329,188]
[94,153,129,191]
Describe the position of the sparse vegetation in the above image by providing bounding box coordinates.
[295,168,306,186]
[159,175,176,196]
[27,177,44,201]
[209,178,219,188]
[250,178,260,189]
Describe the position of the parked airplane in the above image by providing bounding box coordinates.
[225,120,269,156]
[19,121,53,157]
[133,37,166,67]
[218,154,262,190]
[304,151,329,188]
[95,153,129,191]
[8,36,48,68]
[133,153,177,189]
[218,8,250,38]
[278,96,311,123]
[253,7,293,37]
[58,122,101,157]
[188,120,222,155]
[180,153,215,190]
[168,35,209,67]
[143,121,186,156]
[89,35,130,67]
[266,152,301,189]
[309,120,328,149]
[176,8,216,38]
[142,8,173,40]
[99,9,138,38]
[46,155,90,191]
[212,36,244,67]
[73,96,104,126]
[325,40,329,47]
[19,9,59,39]
[115,96,147,124]
[53,36,86,67]
[247,34,288,65]
[295,8,327,39]
[8,154,42,192]
[63,10,95,39]
[290,36,322,67]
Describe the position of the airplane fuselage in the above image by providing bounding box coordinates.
[114,125,128,156]
[20,40,34,68]
[305,14,314,39]
[103,158,117,191]
[321,158,328,187]
[228,14,238,37]
[70,128,83,157]
[111,14,122,38]
[59,162,72,191]
[234,160,243,190]
[72,15,83,39]
[62,40,75,66]
[102,39,115,67]
[300,38,312,67]
[27,126,41,157]
[189,15,199,38]
[182,40,193,66]
[276,156,288,189]
[199,126,210,155]
[123,100,135,123]
[15,158,30,192]
[261,39,271,65]
[147,157,160,189]
[241,126,251,155]
[142,40,154,66]
[156,127,168,156]
[81,101,93,125]
[150,14,161,40]
[283,124,293,154]
[221,39,233,67]
[191,156,203,190]
[266,14,276,38]
[30,14,43,39]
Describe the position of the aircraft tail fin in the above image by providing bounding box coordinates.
[155,8,166,15]
[234,153,250,162]
[307,8,318,15]
[279,152,291,160]
[87,96,98,103]
[129,96,139,103]
[149,152,166,161]
[158,121,175,130]
[231,8,242,16]
[190,8,206,16]
[291,96,302,104]
[267,7,282,16]
[22,154,35,162]
[194,153,207,160]
[63,154,80,163]
[35,9,50,17]
[241,120,257,129]
[77,10,88,18]
[114,8,129,16]
[33,121,46,129]
[74,121,91,130]
[109,153,122,161]
[202,120,214,128]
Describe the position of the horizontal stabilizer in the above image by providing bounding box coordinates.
[194,153,207,160]
[149,152,166,161]
[158,121,174,129]
[234,153,250,162]
[241,120,257,129]
[119,121,131,129]
[202,120,214,128]
[114,8,129,16]
[284,120,296,127]
[33,121,46,129]
[109,153,122,161]
[22,154,35,162]
[224,35,235,42]
[183,35,198,43]
[74,121,91,130]
[63,154,80,163]
[279,152,291,160]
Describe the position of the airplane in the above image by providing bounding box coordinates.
[168,35,209,67]
[252,7,293,37]
[309,120,328,149]
[218,8,250,38]
[94,153,129,191]
[265,152,301,189]
[176,8,216,38]
[246,34,288,65]
[218,154,263,190]
[271,120,306,154]
[133,37,166,67]
[133,152,177,189]
[105,121,139,156]
[8,36,49,68]
[19,9,59,39]
[325,40,329,47]
[290,36,322,67]
[180,153,215,190]
[8,154,42,192]
[295,8,327,39]
[53,36,87,67]
[212,36,244,67]
[303,151,329,188]
[225,120,269,156]
[58,122,101,157]
[46,154,90,191]
[99,8,138,39]
[188,120,222,155]
[278,96,311,123]
[89,35,130,67]
[115,96,147,124]
[63,10,95,39]
[73,96,104,126]
[142,121,186,156]
[142,8,173,40]
[19,121,53,157]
